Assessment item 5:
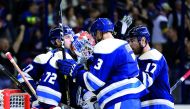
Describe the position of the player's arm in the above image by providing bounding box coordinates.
[76,55,111,92]
[57,53,114,92]
[17,54,44,88]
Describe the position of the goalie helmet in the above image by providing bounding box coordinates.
[90,18,114,36]
[62,25,75,37]
[126,25,150,42]
[71,31,95,60]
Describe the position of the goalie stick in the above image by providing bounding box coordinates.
[170,70,190,93]
[5,52,37,99]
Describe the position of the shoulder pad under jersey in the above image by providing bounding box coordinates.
[54,51,73,59]
[49,51,73,69]
[33,51,53,64]
[94,38,127,54]
[139,49,163,61]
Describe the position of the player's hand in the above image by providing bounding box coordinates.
[86,56,94,68]
[114,15,133,39]
[57,59,77,77]
[120,15,133,29]
[119,15,133,35]
[57,59,84,78]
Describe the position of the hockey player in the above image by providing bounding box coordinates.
[59,28,99,109]
[49,25,98,109]
[18,25,98,108]
[17,26,74,108]
[126,25,174,109]
[68,31,100,109]
[56,18,148,109]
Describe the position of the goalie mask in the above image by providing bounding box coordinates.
[71,31,95,60]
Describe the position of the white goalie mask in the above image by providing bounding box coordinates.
[71,31,95,61]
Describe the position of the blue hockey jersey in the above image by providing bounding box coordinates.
[18,49,73,106]
[137,49,174,109]
[76,38,148,109]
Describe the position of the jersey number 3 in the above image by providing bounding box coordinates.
[44,72,57,84]
[94,58,103,70]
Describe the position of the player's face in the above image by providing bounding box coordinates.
[55,39,62,48]
[63,35,72,49]
[127,37,142,54]
[95,31,102,42]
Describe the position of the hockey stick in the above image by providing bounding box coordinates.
[58,0,71,107]
[5,52,37,99]
[0,64,33,95]
[170,70,190,93]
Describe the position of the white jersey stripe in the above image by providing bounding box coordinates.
[37,85,61,98]
[100,84,145,109]
[38,96,59,106]
[97,78,139,98]
[141,99,174,108]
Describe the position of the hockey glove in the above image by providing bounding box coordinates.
[57,59,84,78]
[114,15,133,39]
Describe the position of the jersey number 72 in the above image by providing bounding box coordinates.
[44,72,57,84]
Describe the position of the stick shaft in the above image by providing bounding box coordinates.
[170,80,182,93]
[5,52,37,99]
[0,64,28,92]
[58,0,71,107]
[170,70,190,93]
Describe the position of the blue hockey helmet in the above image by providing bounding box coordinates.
[62,25,74,37]
[49,27,62,43]
[126,25,150,42]
[90,18,114,36]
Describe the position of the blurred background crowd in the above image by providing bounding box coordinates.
[0,0,189,104]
